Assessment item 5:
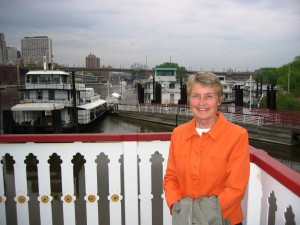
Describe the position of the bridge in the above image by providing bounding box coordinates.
[19,66,154,74]
[0,64,254,85]
[18,66,254,77]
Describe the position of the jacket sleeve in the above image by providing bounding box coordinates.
[217,129,250,212]
[163,133,182,213]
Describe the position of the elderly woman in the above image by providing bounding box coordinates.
[164,72,250,225]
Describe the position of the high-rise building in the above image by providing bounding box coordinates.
[21,36,52,66]
[86,53,100,69]
[6,47,18,64]
[0,33,7,63]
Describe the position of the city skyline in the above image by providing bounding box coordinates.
[1,0,300,71]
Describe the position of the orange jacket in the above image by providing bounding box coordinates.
[164,112,250,224]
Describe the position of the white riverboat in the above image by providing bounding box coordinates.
[5,61,107,133]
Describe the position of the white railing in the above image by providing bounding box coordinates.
[24,83,86,91]
[118,104,264,125]
[118,104,192,116]
[0,133,299,225]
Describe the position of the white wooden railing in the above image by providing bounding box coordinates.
[0,133,299,225]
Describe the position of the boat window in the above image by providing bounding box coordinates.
[62,76,67,83]
[40,76,46,84]
[37,90,43,100]
[53,76,60,83]
[43,76,51,83]
[48,90,55,100]
[156,71,175,77]
[26,76,30,83]
[25,91,30,99]
[32,76,38,84]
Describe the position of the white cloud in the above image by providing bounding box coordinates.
[1,0,299,70]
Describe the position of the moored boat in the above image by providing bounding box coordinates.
[3,59,107,134]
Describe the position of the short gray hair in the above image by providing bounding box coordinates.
[186,72,223,101]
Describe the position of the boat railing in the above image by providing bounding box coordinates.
[88,94,101,102]
[17,82,86,91]
[77,110,104,124]
[19,98,81,107]
[0,133,299,225]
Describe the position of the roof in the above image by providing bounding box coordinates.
[11,103,65,111]
[111,92,120,97]
[26,70,70,75]
[153,67,177,71]
[77,99,107,110]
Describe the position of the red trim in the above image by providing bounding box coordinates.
[0,133,172,143]
[0,134,299,197]
[250,146,300,197]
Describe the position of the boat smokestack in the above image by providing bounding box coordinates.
[43,56,47,70]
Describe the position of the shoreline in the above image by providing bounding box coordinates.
[115,110,300,146]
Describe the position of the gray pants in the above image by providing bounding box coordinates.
[172,196,230,225]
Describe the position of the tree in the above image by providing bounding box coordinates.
[277,57,300,96]
[254,67,280,87]
[254,55,300,111]
[293,56,300,62]
[276,94,300,111]
[226,68,234,75]
[155,62,188,80]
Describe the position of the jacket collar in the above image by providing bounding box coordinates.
[184,111,227,141]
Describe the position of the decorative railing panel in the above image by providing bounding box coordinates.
[0,134,299,225]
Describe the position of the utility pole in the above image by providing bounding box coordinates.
[249,75,252,111]
[72,71,78,133]
[288,65,290,94]
[0,86,4,133]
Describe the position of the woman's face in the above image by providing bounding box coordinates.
[189,83,221,125]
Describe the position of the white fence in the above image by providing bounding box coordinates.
[117,104,300,129]
[0,134,299,225]
[118,104,264,126]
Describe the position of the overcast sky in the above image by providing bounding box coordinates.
[1,0,299,71]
